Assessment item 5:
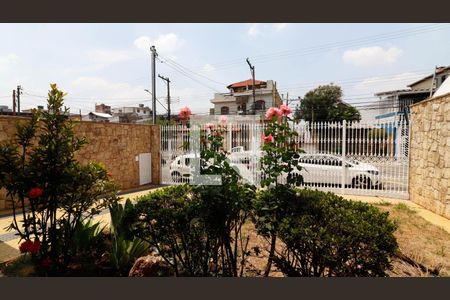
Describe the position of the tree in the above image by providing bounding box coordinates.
[299,84,361,122]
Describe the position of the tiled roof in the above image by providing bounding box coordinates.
[227,79,266,89]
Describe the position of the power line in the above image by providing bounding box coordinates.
[184,24,449,72]
[159,57,223,93]
[160,56,226,86]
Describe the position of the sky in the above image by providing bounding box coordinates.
[0,23,449,118]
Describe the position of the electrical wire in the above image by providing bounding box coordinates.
[158,57,223,93]
[187,24,449,72]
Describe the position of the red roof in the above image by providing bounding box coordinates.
[227,79,266,89]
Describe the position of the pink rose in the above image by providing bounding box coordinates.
[262,133,274,143]
[265,107,282,120]
[280,104,292,116]
[179,107,192,120]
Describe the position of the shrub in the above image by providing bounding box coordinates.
[127,185,211,276]
[273,189,398,277]
[0,84,118,275]
[126,183,255,277]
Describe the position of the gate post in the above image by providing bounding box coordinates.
[341,120,346,194]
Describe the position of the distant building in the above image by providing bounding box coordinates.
[95,103,112,115]
[82,112,113,122]
[210,79,282,116]
[0,105,12,113]
[111,104,151,117]
[374,66,450,123]
[111,104,152,123]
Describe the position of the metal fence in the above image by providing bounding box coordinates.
[160,120,410,199]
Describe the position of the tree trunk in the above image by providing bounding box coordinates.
[264,233,277,277]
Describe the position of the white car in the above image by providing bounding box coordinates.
[169,153,196,182]
[169,153,254,183]
[288,154,382,189]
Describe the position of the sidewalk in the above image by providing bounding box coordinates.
[1,188,450,264]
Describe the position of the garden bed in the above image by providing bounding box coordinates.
[2,201,448,277]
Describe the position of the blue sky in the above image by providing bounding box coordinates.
[0,23,449,116]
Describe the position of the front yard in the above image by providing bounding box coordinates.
[2,194,449,277]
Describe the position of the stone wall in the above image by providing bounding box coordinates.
[409,93,450,219]
[0,116,160,210]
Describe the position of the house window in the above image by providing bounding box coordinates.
[254,100,265,110]
[137,109,140,113]
[221,106,229,115]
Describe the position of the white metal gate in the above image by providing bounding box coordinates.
[160,120,409,199]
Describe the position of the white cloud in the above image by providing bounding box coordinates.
[247,23,288,38]
[0,54,19,69]
[86,49,134,64]
[273,23,288,30]
[133,33,185,58]
[247,24,261,37]
[202,63,215,72]
[343,46,403,67]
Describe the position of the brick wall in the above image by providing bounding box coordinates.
[0,116,160,210]
[409,93,450,219]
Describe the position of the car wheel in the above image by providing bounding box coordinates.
[352,175,371,189]
[171,171,182,183]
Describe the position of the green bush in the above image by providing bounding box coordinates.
[0,84,118,275]
[125,182,254,277]
[274,189,398,277]
[126,185,211,276]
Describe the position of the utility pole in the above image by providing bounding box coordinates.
[285,92,289,106]
[16,85,22,116]
[150,45,158,124]
[246,58,256,114]
[12,89,16,115]
[158,74,171,123]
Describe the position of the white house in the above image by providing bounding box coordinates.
[210,79,282,116]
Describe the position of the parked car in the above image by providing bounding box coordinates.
[288,154,382,189]
[169,153,196,182]
[169,153,256,184]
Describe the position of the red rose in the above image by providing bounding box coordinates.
[29,187,43,199]
[28,240,41,254]
[19,240,33,253]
